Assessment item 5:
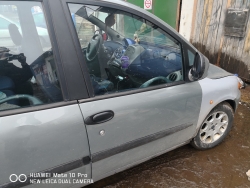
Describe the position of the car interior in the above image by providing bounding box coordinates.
[71,5,184,96]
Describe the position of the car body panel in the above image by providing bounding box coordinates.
[0,104,91,186]
[79,81,202,180]
[207,63,233,79]
[93,138,191,182]
[196,75,240,132]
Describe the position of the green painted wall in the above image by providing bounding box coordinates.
[126,0,179,29]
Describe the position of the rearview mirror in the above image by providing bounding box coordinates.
[189,52,209,81]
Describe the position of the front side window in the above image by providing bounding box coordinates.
[68,4,183,96]
[0,1,63,111]
[32,11,47,29]
[188,50,195,66]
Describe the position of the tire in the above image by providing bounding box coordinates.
[191,102,234,150]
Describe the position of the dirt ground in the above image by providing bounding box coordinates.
[87,86,250,188]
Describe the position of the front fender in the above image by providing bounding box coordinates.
[195,76,241,135]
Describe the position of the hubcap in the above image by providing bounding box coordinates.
[200,111,229,144]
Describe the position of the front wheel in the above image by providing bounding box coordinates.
[191,102,234,150]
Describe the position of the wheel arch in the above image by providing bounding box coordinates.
[225,99,236,112]
[193,99,236,138]
[196,76,240,135]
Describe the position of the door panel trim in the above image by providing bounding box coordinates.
[1,156,91,188]
[92,123,193,163]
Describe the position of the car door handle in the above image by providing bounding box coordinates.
[85,110,114,125]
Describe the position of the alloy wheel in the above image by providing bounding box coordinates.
[199,111,229,144]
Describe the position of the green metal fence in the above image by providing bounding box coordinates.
[126,0,179,30]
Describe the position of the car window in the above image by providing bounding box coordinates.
[188,50,195,66]
[0,17,11,29]
[73,14,95,48]
[33,12,46,29]
[68,4,183,96]
[0,2,63,112]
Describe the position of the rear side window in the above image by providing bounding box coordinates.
[0,2,63,112]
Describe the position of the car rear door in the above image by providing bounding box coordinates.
[0,1,91,187]
[64,0,203,182]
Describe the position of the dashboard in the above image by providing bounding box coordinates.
[104,39,183,83]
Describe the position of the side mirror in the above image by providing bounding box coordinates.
[189,52,209,81]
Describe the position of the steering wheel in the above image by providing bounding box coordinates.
[114,47,124,59]
[140,76,170,88]
[86,34,103,61]
[0,94,43,105]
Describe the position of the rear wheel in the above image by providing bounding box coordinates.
[191,102,234,150]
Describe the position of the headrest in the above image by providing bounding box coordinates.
[105,14,115,27]
[8,24,22,46]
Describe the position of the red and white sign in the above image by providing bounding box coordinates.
[144,0,152,10]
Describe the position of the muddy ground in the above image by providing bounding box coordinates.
[87,86,250,188]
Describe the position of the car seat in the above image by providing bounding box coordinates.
[0,76,18,105]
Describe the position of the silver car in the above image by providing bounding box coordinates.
[0,0,241,187]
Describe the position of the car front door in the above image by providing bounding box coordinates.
[0,1,91,187]
[65,0,203,182]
